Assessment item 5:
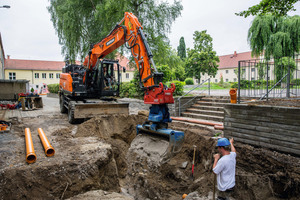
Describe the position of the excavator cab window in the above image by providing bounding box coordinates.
[101,60,119,92]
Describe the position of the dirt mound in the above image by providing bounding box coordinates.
[0,137,120,199]
[75,114,147,178]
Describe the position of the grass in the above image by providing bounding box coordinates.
[184,82,232,91]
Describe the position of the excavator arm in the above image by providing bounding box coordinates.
[83,12,184,153]
[84,12,158,88]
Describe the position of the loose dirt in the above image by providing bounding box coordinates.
[0,98,299,199]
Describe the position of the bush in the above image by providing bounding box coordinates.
[291,78,300,85]
[168,80,185,96]
[231,82,238,88]
[48,83,59,93]
[184,78,194,85]
[119,82,141,98]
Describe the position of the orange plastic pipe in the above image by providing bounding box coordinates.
[229,88,237,104]
[171,117,224,130]
[38,128,55,157]
[25,128,37,164]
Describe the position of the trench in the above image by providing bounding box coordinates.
[0,114,299,200]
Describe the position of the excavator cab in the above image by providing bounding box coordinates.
[95,59,120,96]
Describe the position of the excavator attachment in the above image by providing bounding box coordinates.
[136,124,184,153]
[72,102,129,119]
[66,100,129,124]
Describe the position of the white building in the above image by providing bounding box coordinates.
[197,51,256,83]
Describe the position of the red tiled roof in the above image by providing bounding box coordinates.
[5,59,68,71]
[5,54,135,71]
[115,54,135,71]
[218,51,256,69]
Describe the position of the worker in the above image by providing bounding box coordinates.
[103,66,113,89]
[213,138,236,200]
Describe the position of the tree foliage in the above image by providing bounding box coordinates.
[177,36,186,60]
[236,0,298,18]
[154,44,186,81]
[248,15,300,59]
[48,0,183,61]
[185,30,219,81]
[274,57,297,81]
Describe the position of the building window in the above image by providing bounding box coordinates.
[126,73,129,79]
[9,72,16,80]
[251,77,255,81]
[56,73,60,79]
[233,78,237,82]
[35,73,39,78]
[42,73,46,79]
[49,73,54,79]
[226,70,229,74]
[202,80,204,83]
[215,79,218,83]
[251,68,255,72]
[226,79,229,82]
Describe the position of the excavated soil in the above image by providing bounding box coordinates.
[0,110,300,199]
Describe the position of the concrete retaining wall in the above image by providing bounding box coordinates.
[0,80,29,100]
[224,104,300,156]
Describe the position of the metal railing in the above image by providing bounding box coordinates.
[237,55,300,103]
[177,78,210,116]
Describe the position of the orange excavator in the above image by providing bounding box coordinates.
[59,12,184,151]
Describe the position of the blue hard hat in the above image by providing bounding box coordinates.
[216,138,230,147]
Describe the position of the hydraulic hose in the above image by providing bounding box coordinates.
[25,128,37,164]
[37,128,55,157]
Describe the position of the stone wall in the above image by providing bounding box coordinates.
[224,103,300,156]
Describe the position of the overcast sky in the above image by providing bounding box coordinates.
[0,0,299,61]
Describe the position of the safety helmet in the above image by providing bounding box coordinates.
[216,138,230,147]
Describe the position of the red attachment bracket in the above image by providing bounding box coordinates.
[144,83,175,105]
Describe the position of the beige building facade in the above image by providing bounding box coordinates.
[196,51,255,84]
[4,54,135,92]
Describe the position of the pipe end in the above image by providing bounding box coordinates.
[26,154,37,164]
[46,148,55,157]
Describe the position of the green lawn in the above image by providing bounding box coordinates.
[184,82,232,91]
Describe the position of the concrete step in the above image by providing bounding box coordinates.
[200,98,230,103]
[186,108,224,117]
[192,104,224,111]
[196,101,230,107]
[181,112,224,122]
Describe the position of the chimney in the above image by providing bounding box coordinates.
[233,51,237,57]
[7,55,10,59]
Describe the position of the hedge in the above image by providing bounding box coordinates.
[48,83,59,94]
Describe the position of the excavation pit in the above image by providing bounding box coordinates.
[0,113,299,199]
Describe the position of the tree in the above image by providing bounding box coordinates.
[274,57,297,81]
[177,37,186,60]
[185,30,219,82]
[236,0,298,18]
[248,15,300,60]
[48,0,183,61]
[153,44,186,81]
